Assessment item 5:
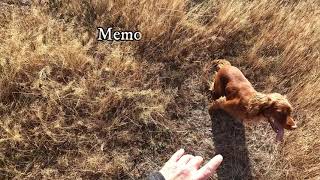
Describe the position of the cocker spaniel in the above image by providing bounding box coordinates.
[208,59,297,141]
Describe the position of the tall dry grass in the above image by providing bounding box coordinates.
[0,0,319,179]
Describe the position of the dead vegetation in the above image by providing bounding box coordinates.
[0,0,319,179]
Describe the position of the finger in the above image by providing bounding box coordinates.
[168,149,185,162]
[177,154,194,166]
[194,154,223,180]
[186,156,203,170]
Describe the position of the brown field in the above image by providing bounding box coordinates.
[0,0,319,179]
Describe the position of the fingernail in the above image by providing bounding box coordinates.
[216,154,223,160]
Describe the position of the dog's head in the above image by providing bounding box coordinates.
[253,93,297,141]
[263,93,297,130]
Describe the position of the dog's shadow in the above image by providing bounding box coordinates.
[210,109,253,180]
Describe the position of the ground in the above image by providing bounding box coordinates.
[0,1,319,179]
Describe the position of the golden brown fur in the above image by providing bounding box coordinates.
[208,59,297,141]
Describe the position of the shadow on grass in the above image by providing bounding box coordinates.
[210,109,253,180]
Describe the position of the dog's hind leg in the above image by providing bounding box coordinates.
[210,72,225,100]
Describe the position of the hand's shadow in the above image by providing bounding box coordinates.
[210,109,253,180]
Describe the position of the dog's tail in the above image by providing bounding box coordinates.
[209,59,231,93]
[212,59,231,71]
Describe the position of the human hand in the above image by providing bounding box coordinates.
[159,149,223,180]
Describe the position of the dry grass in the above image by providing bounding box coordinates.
[0,0,319,179]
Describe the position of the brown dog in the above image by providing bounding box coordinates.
[208,59,297,141]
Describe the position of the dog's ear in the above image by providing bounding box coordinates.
[247,94,274,115]
[258,97,276,115]
[261,97,273,108]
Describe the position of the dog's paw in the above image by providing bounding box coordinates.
[208,97,226,114]
[216,96,226,103]
[208,104,214,115]
[208,102,219,114]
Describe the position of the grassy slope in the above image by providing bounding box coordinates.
[0,0,319,179]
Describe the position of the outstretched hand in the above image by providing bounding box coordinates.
[159,149,223,180]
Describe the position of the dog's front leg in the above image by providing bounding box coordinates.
[208,96,226,114]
